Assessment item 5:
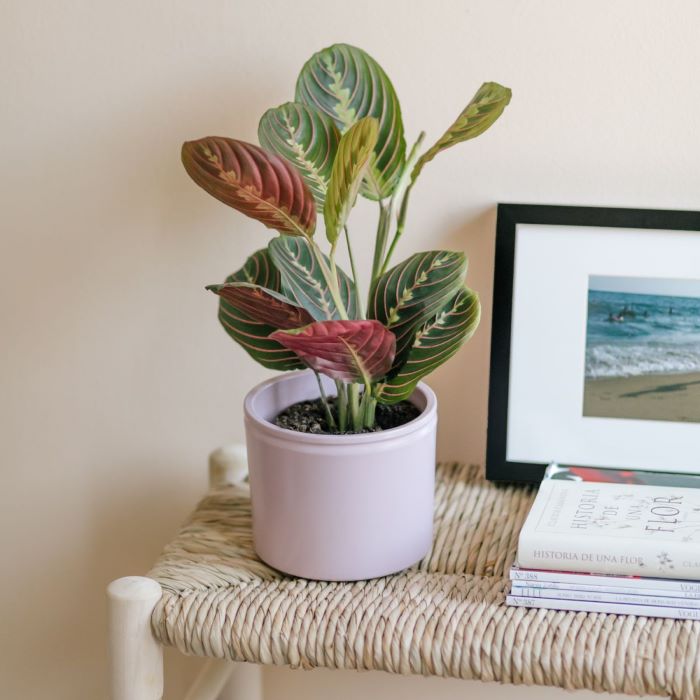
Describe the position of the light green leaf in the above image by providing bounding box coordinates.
[368,250,467,370]
[412,82,512,180]
[324,117,378,246]
[268,236,357,321]
[376,286,480,404]
[296,43,406,200]
[258,102,340,210]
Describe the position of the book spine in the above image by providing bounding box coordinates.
[517,529,700,580]
[510,580,700,599]
[511,586,700,609]
[506,595,700,621]
[510,567,700,593]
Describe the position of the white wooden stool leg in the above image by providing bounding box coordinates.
[209,444,249,490]
[108,576,163,700]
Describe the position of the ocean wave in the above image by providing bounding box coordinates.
[585,343,700,379]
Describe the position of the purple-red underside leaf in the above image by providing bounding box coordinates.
[207,282,313,330]
[270,319,396,384]
[182,136,316,236]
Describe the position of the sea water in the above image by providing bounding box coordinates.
[585,290,700,379]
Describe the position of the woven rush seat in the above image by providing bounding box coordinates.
[148,463,700,699]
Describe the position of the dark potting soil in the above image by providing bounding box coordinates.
[274,398,421,435]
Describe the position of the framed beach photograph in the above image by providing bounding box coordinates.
[583,274,700,424]
[487,204,700,483]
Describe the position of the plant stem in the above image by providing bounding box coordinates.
[359,385,369,421]
[348,383,361,432]
[314,371,336,429]
[343,226,363,319]
[329,253,348,321]
[380,182,413,276]
[370,201,390,287]
[335,380,348,432]
[379,131,426,276]
[360,385,377,428]
[365,395,377,428]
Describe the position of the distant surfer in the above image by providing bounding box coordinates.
[607,312,624,323]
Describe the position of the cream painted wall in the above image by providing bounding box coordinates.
[2,0,697,697]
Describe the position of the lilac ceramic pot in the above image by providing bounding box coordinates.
[244,370,437,581]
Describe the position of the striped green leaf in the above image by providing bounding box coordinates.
[412,82,511,180]
[268,236,357,321]
[214,248,307,370]
[258,102,340,211]
[376,286,480,404]
[296,43,405,201]
[230,247,279,287]
[324,117,378,246]
[368,250,467,370]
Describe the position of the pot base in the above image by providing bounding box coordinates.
[256,541,433,582]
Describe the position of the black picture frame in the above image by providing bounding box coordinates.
[486,203,700,483]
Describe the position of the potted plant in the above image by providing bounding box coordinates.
[182,43,511,581]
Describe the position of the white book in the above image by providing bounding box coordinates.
[506,595,700,621]
[510,579,700,599]
[517,479,700,579]
[509,566,700,593]
[510,585,700,609]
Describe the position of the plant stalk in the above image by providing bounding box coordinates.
[360,386,377,428]
[366,396,377,427]
[348,382,361,432]
[379,132,426,276]
[314,371,336,429]
[343,226,363,319]
[335,380,348,432]
[380,182,413,276]
[370,201,391,286]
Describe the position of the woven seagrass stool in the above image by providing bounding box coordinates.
[107,447,699,700]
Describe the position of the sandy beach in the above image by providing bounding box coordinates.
[583,372,700,423]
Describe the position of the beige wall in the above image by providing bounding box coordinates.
[2,0,697,697]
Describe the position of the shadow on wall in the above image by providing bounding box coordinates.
[428,206,497,467]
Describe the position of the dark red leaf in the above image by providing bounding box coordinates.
[182,137,316,236]
[207,283,313,330]
[271,320,396,383]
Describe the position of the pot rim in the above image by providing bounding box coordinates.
[244,370,437,445]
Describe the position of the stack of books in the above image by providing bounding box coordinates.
[508,464,700,620]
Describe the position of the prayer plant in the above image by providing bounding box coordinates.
[182,43,511,432]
